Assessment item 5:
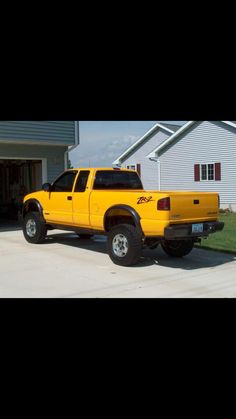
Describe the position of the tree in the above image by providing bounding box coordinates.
[68,159,73,169]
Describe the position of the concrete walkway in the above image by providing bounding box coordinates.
[0,229,236,298]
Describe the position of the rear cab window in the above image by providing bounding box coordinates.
[74,170,90,192]
[93,170,143,190]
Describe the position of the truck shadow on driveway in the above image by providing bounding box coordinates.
[45,232,236,270]
[141,247,236,270]
[0,221,22,233]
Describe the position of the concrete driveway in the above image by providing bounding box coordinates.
[0,229,236,298]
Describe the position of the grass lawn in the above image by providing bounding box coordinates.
[195,213,236,254]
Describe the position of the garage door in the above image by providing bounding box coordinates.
[0,159,42,221]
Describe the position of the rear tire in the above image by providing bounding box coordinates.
[161,239,194,257]
[23,212,47,244]
[107,224,142,266]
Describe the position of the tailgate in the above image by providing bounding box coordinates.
[169,192,219,223]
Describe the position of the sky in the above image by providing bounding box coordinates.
[70,121,187,168]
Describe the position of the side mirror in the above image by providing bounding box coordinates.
[42,183,52,192]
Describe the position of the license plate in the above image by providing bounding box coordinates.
[192,223,203,233]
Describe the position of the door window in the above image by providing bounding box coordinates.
[51,171,77,192]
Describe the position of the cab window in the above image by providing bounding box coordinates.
[51,171,77,192]
[74,170,90,192]
[93,170,143,190]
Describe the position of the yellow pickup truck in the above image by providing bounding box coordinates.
[22,168,224,266]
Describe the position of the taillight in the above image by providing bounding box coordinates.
[157,197,170,211]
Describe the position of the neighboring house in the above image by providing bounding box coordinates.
[0,121,79,222]
[112,122,181,189]
[147,121,236,210]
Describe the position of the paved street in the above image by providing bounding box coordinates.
[0,229,236,298]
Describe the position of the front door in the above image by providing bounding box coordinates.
[44,170,77,224]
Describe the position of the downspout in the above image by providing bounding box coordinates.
[157,156,161,191]
[64,121,80,169]
[149,155,161,191]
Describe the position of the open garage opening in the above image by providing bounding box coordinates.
[0,159,42,228]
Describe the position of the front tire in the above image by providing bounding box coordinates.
[107,224,142,266]
[23,212,47,244]
[161,239,194,257]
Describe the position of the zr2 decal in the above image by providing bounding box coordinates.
[137,196,154,204]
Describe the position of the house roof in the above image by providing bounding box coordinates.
[112,122,175,165]
[147,121,236,159]
[159,123,182,132]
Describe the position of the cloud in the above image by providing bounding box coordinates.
[70,133,139,167]
[69,121,159,168]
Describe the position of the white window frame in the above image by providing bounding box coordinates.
[126,164,137,171]
[200,163,215,181]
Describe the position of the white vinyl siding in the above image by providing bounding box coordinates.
[122,129,170,190]
[159,121,236,205]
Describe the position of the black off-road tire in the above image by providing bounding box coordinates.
[76,233,94,239]
[161,239,194,257]
[107,224,142,266]
[23,211,47,244]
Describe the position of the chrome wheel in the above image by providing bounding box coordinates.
[112,234,129,258]
[26,219,37,238]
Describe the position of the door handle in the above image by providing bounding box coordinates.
[67,196,72,201]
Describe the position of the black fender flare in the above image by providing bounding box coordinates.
[104,204,142,232]
[22,199,44,220]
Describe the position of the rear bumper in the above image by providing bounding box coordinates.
[164,221,224,240]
